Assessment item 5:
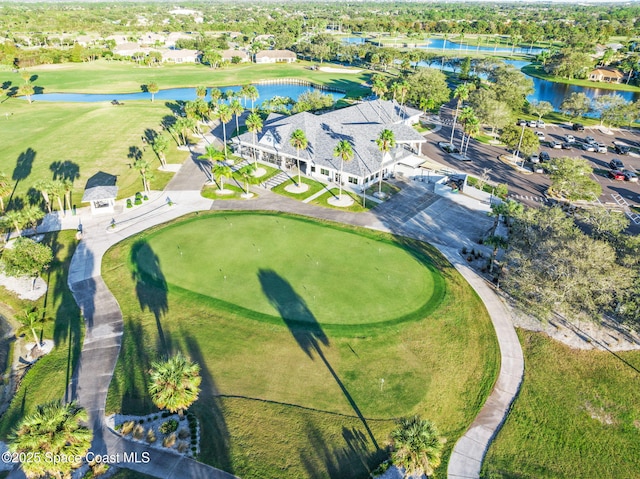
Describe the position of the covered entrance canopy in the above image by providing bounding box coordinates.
[82,172,118,214]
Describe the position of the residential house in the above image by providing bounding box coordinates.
[222,49,250,63]
[255,49,297,63]
[233,99,425,188]
[161,49,200,63]
[588,67,627,84]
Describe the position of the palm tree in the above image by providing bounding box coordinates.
[450,83,470,144]
[21,205,44,231]
[239,84,251,107]
[17,307,48,349]
[245,112,263,167]
[289,129,308,187]
[375,129,396,196]
[60,179,73,213]
[390,416,445,479]
[3,210,24,235]
[212,163,232,191]
[461,113,480,159]
[152,134,170,168]
[17,84,34,104]
[147,81,159,102]
[195,85,207,99]
[484,234,508,273]
[371,78,388,99]
[133,158,152,192]
[489,199,523,234]
[149,353,201,416]
[209,87,222,104]
[33,179,53,213]
[246,85,259,111]
[0,172,10,212]
[9,401,92,479]
[50,180,66,214]
[213,103,232,160]
[229,99,244,154]
[333,139,354,200]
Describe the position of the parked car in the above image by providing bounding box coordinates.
[537,120,546,129]
[539,151,551,162]
[585,136,597,145]
[561,142,573,150]
[609,170,625,180]
[438,142,460,154]
[549,140,562,149]
[529,153,540,163]
[535,131,546,141]
[614,144,630,155]
[516,119,527,126]
[564,134,575,143]
[528,120,538,128]
[572,123,585,131]
[581,143,596,152]
[596,143,608,153]
[623,170,638,182]
[609,159,625,170]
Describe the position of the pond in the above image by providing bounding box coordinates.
[418,38,544,55]
[26,83,346,104]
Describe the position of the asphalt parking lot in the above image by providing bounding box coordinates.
[423,121,640,230]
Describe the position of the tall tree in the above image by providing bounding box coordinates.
[17,84,34,104]
[0,172,10,212]
[229,98,244,154]
[289,129,308,187]
[33,179,53,213]
[213,103,232,160]
[246,85,259,111]
[1,237,52,289]
[560,92,591,119]
[133,158,153,193]
[195,85,207,99]
[152,134,170,168]
[528,100,553,121]
[17,307,48,349]
[390,416,445,479]
[245,112,263,167]
[146,82,159,102]
[450,83,470,144]
[376,129,396,196]
[333,139,354,200]
[499,125,539,160]
[405,68,450,112]
[211,163,232,191]
[547,157,602,201]
[9,401,92,479]
[484,234,508,273]
[149,353,201,417]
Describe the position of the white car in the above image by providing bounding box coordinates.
[564,134,575,143]
[537,120,546,129]
[581,143,596,152]
[529,153,540,163]
[535,131,546,141]
[528,120,538,128]
[550,140,562,149]
[596,143,608,153]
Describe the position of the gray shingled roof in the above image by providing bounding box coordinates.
[235,100,425,177]
[82,186,118,202]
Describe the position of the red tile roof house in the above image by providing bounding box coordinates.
[254,49,297,64]
[588,67,627,84]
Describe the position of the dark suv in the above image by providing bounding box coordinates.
[614,144,630,155]
[609,159,625,170]
[572,123,585,131]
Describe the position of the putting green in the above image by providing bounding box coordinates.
[132,212,444,326]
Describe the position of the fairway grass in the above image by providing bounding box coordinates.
[103,211,500,479]
[482,330,640,479]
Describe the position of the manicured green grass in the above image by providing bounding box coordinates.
[311,188,374,212]
[0,231,83,439]
[522,64,640,93]
[131,213,440,327]
[103,211,500,479]
[0,60,371,99]
[271,176,327,199]
[0,99,180,202]
[201,183,246,200]
[365,182,401,198]
[482,330,640,479]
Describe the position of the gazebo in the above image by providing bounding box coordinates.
[82,172,118,214]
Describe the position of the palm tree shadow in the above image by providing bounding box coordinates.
[9,147,36,205]
[130,241,171,355]
[258,268,379,449]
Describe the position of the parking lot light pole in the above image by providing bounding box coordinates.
[513,123,526,163]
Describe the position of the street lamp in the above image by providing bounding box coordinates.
[513,123,526,165]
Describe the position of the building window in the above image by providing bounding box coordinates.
[320,168,329,176]
[311,166,316,173]
[348,176,358,184]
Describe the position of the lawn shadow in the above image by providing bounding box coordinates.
[258,268,379,449]
[183,333,234,473]
[130,240,171,355]
[300,423,386,479]
[9,147,36,204]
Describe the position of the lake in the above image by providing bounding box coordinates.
[419,39,544,55]
[27,84,346,104]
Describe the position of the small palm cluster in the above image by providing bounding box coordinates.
[10,401,92,479]
[149,353,202,417]
[390,415,445,478]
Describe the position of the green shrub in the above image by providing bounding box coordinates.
[160,419,178,434]
[126,199,133,208]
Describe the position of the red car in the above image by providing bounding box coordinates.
[609,170,625,181]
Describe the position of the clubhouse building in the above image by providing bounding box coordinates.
[232,99,426,188]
